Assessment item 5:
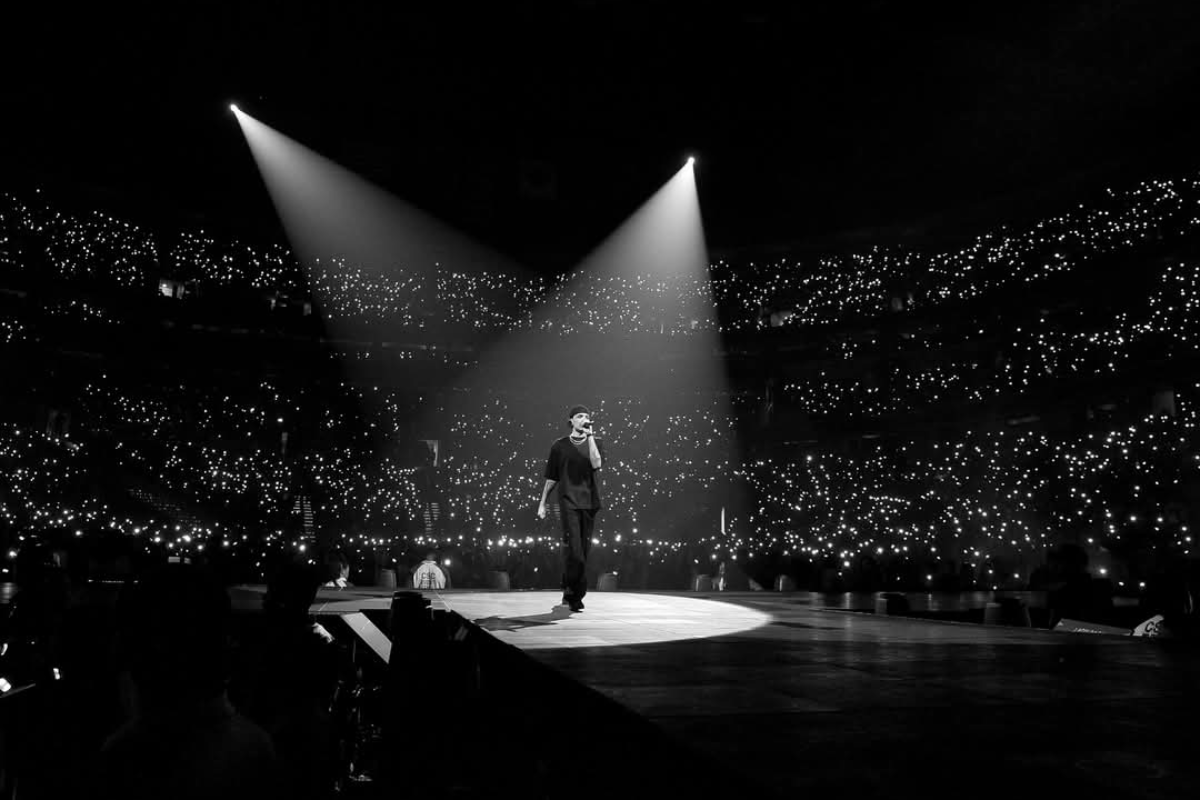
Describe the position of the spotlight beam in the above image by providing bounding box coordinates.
[229,107,528,305]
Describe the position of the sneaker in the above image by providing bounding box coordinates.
[568,601,583,613]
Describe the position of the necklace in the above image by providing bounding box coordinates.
[569,432,587,444]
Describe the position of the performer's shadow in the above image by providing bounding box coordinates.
[473,604,574,631]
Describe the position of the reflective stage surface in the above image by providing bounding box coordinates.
[229,586,1200,799]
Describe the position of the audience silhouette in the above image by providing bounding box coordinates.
[91,562,279,800]
[242,557,341,800]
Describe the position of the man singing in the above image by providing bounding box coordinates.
[538,405,605,613]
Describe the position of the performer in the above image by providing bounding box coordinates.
[538,405,605,612]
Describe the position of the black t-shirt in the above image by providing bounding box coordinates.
[544,436,606,509]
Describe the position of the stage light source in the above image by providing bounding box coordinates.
[230,103,240,114]
[686,156,695,166]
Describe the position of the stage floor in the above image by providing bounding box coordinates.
[231,586,1200,799]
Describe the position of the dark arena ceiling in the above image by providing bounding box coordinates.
[4,1,1200,270]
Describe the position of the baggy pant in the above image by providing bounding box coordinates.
[559,503,597,601]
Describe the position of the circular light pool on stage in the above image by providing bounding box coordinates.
[315,591,773,650]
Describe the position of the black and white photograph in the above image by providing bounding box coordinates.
[2,3,1200,798]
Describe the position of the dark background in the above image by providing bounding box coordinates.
[4,1,1200,270]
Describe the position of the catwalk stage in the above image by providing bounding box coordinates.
[230,586,1200,799]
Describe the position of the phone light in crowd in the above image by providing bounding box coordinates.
[443,559,451,567]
